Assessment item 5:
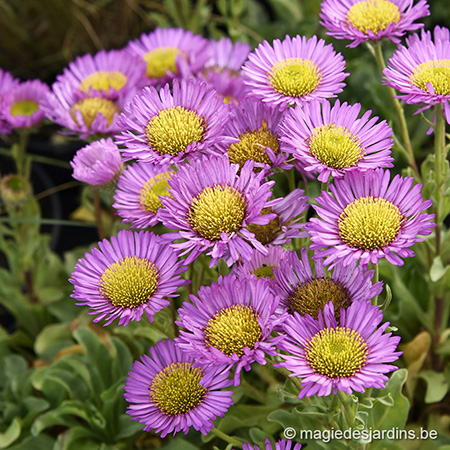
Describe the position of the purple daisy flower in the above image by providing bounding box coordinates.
[273,247,383,320]
[1,80,50,130]
[124,339,233,437]
[384,26,450,122]
[0,69,19,134]
[71,137,123,187]
[54,49,147,102]
[246,188,309,247]
[276,300,401,397]
[242,35,348,109]
[305,168,435,267]
[242,439,302,450]
[280,99,394,182]
[200,37,251,104]
[70,230,188,326]
[159,154,278,266]
[320,0,429,48]
[116,78,229,165]
[176,274,286,385]
[113,161,174,229]
[234,246,291,287]
[221,99,291,171]
[43,81,124,138]
[127,27,208,86]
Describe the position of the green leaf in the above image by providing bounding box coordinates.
[430,256,449,282]
[0,417,21,448]
[31,410,78,436]
[416,370,449,403]
[34,323,73,357]
[8,434,55,450]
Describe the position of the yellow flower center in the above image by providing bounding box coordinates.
[143,47,182,79]
[205,305,261,357]
[99,256,159,308]
[253,264,275,279]
[138,171,174,214]
[10,100,39,117]
[339,196,403,251]
[227,122,279,168]
[289,278,350,320]
[347,0,401,34]
[79,71,128,94]
[270,58,321,97]
[306,327,368,378]
[150,362,206,415]
[247,207,281,245]
[145,106,205,156]
[187,185,246,241]
[70,97,120,129]
[308,123,363,169]
[410,60,450,96]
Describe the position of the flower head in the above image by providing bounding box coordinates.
[305,169,435,267]
[159,155,278,266]
[71,137,123,186]
[116,79,229,165]
[54,49,147,101]
[384,26,450,121]
[280,100,394,182]
[277,301,401,397]
[242,439,302,450]
[127,27,208,85]
[234,246,291,287]
[113,161,174,228]
[320,0,429,48]
[124,339,233,437]
[176,274,285,385]
[0,174,32,208]
[273,248,382,320]
[200,37,251,103]
[70,230,188,326]
[242,35,348,109]
[1,80,50,130]
[222,99,291,171]
[246,188,309,247]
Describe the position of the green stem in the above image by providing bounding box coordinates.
[371,42,420,180]
[209,428,243,448]
[241,377,266,404]
[337,390,355,429]
[14,131,30,177]
[92,188,105,240]
[287,168,296,192]
[434,103,446,256]
[0,217,97,227]
[266,358,303,391]
[369,262,379,306]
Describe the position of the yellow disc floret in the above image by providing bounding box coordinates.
[339,196,403,251]
[145,106,205,156]
[410,60,450,96]
[306,327,368,378]
[270,58,321,97]
[100,256,159,308]
[79,71,128,94]
[308,123,363,169]
[347,0,401,34]
[143,47,182,79]
[289,278,351,320]
[205,305,261,357]
[227,122,279,167]
[70,97,120,129]
[188,185,246,241]
[10,100,39,117]
[139,171,174,213]
[150,362,206,415]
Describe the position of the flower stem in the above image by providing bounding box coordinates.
[210,428,243,448]
[369,262,379,306]
[337,390,355,429]
[287,168,296,192]
[434,103,446,256]
[92,188,105,240]
[370,42,420,180]
[266,358,303,391]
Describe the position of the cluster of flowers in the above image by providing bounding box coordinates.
[0,0,446,446]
